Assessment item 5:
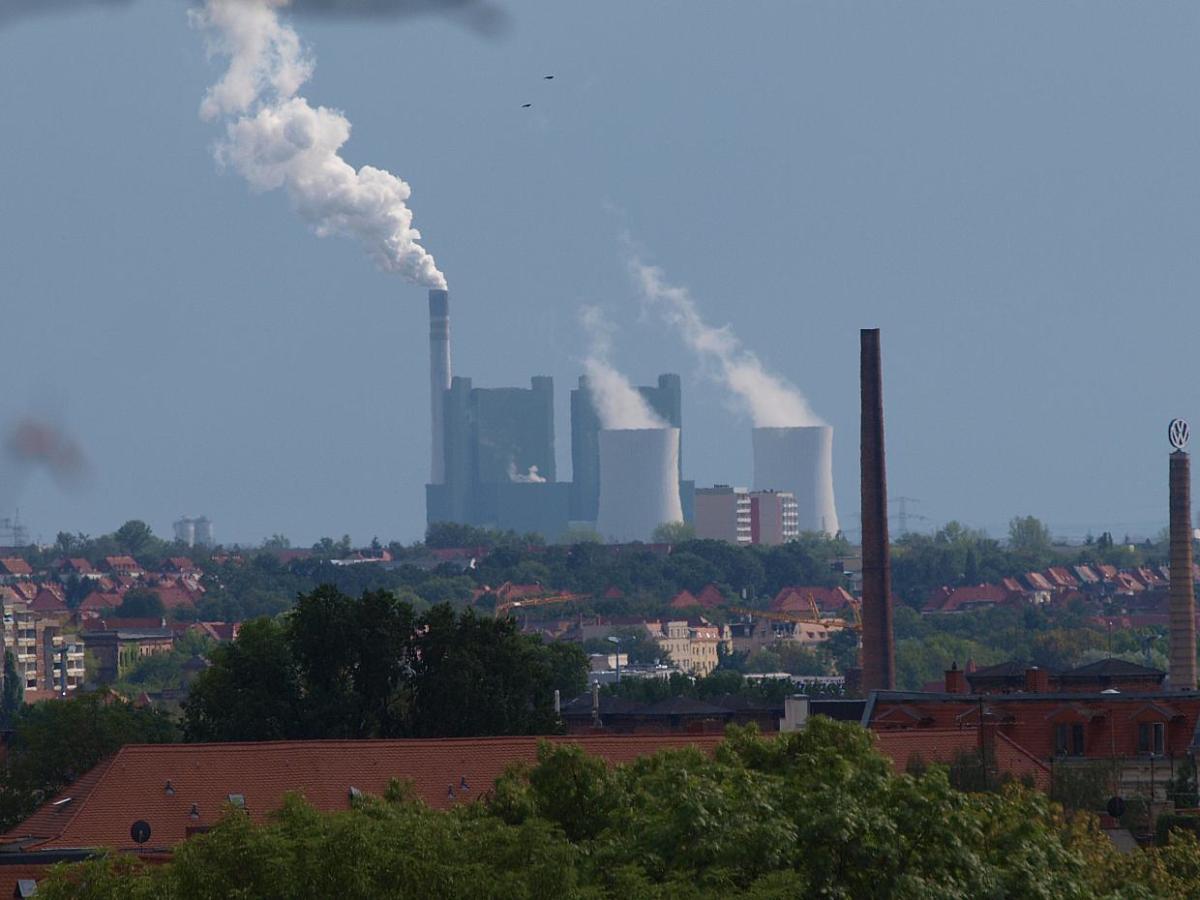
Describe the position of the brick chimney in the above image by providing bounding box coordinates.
[860,329,895,691]
[1024,666,1050,693]
[1169,437,1197,690]
[944,661,967,694]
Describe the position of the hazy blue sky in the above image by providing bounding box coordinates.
[2,1,1198,546]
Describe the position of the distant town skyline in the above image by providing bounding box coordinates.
[2,2,1198,546]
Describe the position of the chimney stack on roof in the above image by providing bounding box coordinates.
[944,662,967,694]
[1024,666,1050,694]
[860,328,895,692]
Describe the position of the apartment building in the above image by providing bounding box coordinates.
[645,619,730,676]
[693,486,799,546]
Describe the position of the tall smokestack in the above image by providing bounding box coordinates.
[1168,418,1196,690]
[860,329,894,692]
[429,289,451,484]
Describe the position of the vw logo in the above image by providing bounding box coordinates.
[1169,418,1190,451]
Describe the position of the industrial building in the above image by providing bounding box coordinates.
[423,290,827,543]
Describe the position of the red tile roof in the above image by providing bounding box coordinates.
[0,559,32,577]
[771,586,854,614]
[29,589,67,615]
[152,585,197,610]
[4,735,725,854]
[78,591,125,612]
[923,583,1017,613]
[872,729,979,772]
[668,589,699,609]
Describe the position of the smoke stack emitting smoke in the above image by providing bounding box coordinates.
[579,306,666,430]
[632,259,823,428]
[194,0,447,289]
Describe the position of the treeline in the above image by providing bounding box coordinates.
[183,587,587,742]
[36,719,1200,899]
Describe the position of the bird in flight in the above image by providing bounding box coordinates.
[522,103,532,108]
[544,75,554,80]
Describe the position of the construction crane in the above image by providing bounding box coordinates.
[729,605,860,632]
[494,592,591,619]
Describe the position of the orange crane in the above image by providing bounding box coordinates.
[494,592,591,619]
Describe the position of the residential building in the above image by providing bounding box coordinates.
[864,662,1200,802]
[693,486,799,546]
[80,627,175,684]
[644,619,729,676]
[694,486,751,544]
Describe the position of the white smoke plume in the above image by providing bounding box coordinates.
[507,462,546,483]
[579,306,665,430]
[193,0,447,288]
[1,1,507,36]
[632,259,824,428]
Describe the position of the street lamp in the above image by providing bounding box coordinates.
[606,635,622,684]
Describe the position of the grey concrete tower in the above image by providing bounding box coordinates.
[429,289,451,484]
[1168,419,1196,690]
[860,328,895,692]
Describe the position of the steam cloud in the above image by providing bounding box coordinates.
[507,462,546,483]
[0,0,507,35]
[632,259,824,428]
[580,306,665,430]
[194,0,447,288]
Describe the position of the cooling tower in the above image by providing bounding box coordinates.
[596,428,683,543]
[429,289,451,484]
[751,426,839,535]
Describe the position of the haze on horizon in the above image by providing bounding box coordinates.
[1,1,1197,547]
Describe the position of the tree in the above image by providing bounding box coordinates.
[287,586,416,738]
[116,588,164,619]
[182,619,303,742]
[1008,514,1053,562]
[113,520,155,558]
[652,521,696,544]
[2,652,22,722]
[410,605,583,737]
[0,693,175,829]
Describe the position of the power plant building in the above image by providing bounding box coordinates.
[426,374,569,539]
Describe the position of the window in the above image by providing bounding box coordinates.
[1138,722,1166,756]
[1054,723,1085,756]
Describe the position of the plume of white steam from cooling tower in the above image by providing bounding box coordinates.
[579,306,665,430]
[632,259,823,428]
[193,0,447,289]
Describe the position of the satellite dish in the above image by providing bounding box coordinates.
[130,820,151,845]
[1106,796,1126,819]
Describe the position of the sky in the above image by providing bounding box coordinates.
[1,0,1199,547]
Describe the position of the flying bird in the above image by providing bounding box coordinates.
[543,75,554,80]
[522,103,532,108]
